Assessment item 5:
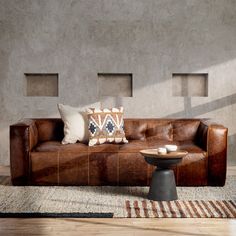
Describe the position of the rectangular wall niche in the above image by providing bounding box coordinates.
[98,73,133,97]
[25,73,58,97]
[172,73,208,97]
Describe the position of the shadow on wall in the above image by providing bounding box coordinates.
[165,93,236,118]
[228,134,236,165]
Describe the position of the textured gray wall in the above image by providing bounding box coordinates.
[0,0,236,165]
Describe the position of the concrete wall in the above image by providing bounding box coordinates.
[0,0,236,165]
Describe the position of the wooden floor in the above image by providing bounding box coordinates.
[0,166,236,236]
[1,218,236,236]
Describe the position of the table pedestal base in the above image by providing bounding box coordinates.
[148,168,177,201]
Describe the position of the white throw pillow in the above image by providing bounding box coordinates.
[57,104,89,144]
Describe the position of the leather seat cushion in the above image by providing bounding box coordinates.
[34,141,120,153]
[179,141,207,154]
[34,141,89,152]
[88,143,120,152]
[34,140,206,154]
[147,140,179,149]
[118,140,149,153]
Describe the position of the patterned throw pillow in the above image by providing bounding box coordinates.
[87,107,128,146]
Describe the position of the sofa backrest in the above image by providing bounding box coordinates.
[124,119,172,141]
[124,119,201,141]
[33,118,201,142]
[173,119,201,141]
[35,119,64,142]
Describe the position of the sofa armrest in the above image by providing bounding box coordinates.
[10,119,38,185]
[197,120,228,186]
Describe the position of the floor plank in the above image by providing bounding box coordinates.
[0,218,236,236]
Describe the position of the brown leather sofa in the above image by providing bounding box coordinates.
[10,118,228,186]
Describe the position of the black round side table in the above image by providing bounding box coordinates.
[140,149,188,201]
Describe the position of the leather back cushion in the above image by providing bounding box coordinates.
[146,120,173,141]
[173,120,200,141]
[124,120,147,141]
[34,118,200,142]
[35,119,64,142]
[124,119,173,141]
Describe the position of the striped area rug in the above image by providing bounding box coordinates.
[125,200,236,218]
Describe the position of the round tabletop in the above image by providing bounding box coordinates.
[140,149,188,159]
[140,149,188,201]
